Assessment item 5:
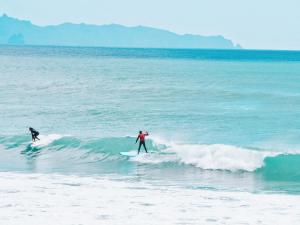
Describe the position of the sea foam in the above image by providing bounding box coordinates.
[0,172,299,225]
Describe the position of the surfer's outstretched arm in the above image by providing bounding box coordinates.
[135,136,139,143]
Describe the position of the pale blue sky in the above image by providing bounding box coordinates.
[1,0,299,50]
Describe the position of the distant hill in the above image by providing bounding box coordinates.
[0,14,241,49]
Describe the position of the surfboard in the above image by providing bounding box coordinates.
[29,134,62,147]
[120,150,156,157]
[30,140,42,147]
[120,151,138,157]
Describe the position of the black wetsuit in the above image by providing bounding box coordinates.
[30,128,40,142]
[138,141,147,154]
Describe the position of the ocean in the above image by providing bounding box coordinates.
[1,45,300,224]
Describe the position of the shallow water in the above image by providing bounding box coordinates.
[1,172,300,225]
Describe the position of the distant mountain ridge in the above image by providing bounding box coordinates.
[0,14,241,49]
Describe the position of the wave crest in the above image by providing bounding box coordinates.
[167,143,271,172]
[2,134,300,178]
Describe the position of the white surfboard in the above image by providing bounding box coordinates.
[120,150,156,157]
[120,151,138,157]
[30,134,62,147]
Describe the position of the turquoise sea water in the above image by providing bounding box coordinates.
[1,46,300,194]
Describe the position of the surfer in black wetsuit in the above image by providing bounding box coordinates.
[29,127,40,142]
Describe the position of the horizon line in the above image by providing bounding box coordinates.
[1,44,300,52]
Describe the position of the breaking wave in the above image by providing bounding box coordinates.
[1,134,300,180]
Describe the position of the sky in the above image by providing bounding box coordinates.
[0,0,299,50]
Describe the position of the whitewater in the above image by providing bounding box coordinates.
[1,172,300,225]
[1,46,300,224]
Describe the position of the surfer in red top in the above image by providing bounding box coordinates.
[135,131,149,154]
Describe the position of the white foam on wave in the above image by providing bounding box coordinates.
[0,172,299,225]
[134,136,281,172]
[169,143,277,172]
[31,134,63,147]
